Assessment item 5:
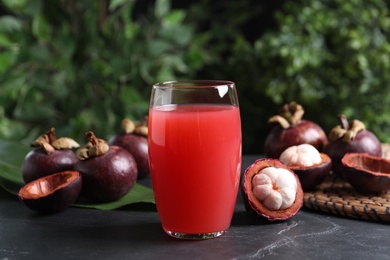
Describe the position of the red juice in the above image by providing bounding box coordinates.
[148,104,242,234]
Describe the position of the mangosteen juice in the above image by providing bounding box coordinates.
[148,81,242,239]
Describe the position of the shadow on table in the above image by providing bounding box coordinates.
[231,210,282,227]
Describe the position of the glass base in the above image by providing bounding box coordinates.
[165,230,226,240]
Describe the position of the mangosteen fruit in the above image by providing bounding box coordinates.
[279,144,332,190]
[108,118,149,179]
[341,153,390,194]
[22,128,80,183]
[18,170,82,214]
[264,102,328,159]
[241,158,303,221]
[324,115,382,177]
[75,131,138,202]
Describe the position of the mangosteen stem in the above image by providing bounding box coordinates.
[268,115,290,129]
[343,119,366,141]
[122,119,136,134]
[339,115,349,130]
[290,107,304,125]
[86,131,99,145]
[329,115,366,142]
[30,128,58,154]
[81,131,110,158]
[281,102,304,125]
[45,128,57,144]
[269,101,305,128]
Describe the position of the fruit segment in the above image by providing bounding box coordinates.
[241,158,303,221]
[252,167,297,210]
[279,144,322,167]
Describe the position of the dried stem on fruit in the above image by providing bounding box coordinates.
[122,119,136,134]
[76,131,109,160]
[268,101,305,129]
[343,120,365,141]
[328,115,366,142]
[30,128,79,154]
[122,117,148,136]
[268,115,290,129]
[52,138,80,150]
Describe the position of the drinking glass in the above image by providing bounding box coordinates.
[148,80,242,239]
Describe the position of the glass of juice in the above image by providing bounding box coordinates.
[148,80,242,240]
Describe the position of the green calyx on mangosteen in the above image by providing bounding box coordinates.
[22,128,80,183]
[75,131,138,202]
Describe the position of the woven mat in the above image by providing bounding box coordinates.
[303,144,390,223]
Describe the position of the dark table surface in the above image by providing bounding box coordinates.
[1,155,389,260]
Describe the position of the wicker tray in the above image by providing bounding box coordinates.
[303,144,390,223]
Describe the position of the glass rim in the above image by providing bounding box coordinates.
[153,80,235,89]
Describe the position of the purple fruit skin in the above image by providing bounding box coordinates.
[22,148,78,183]
[19,171,82,214]
[75,146,138,202]
[109,134,149,179]
[264,120,328,159]
[324,130,382,176]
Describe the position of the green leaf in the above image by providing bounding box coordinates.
[24,0,43,17]
[119,86,143,103]
[0,140,29,195]
[0,16,23,32]
[109,0,130,11]
[32,15,51,40]
[1,0,28,11]
[155,0,170,18]
[0,140,155,210]
[0,51,16,72]
[165,10,185,25]
[0,34,14,48]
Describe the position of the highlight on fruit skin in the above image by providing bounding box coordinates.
[241,158,303,221]
[279,144,332,190]
[18,170,82,214]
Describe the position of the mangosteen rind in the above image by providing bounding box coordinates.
[22,148,79,183]
[341,153,390,194]
[264,120,328,159]
[241,158,304,221]
[108,134,149,179]
[18,171,82,214]
[75,146,138,202]
[287,153,332,191]
[324,130,382,178]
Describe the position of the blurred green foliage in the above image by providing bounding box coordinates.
[184,0,390,153]
[1,0,390,154]
[209,0,390,153]
[0,0,213,144]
